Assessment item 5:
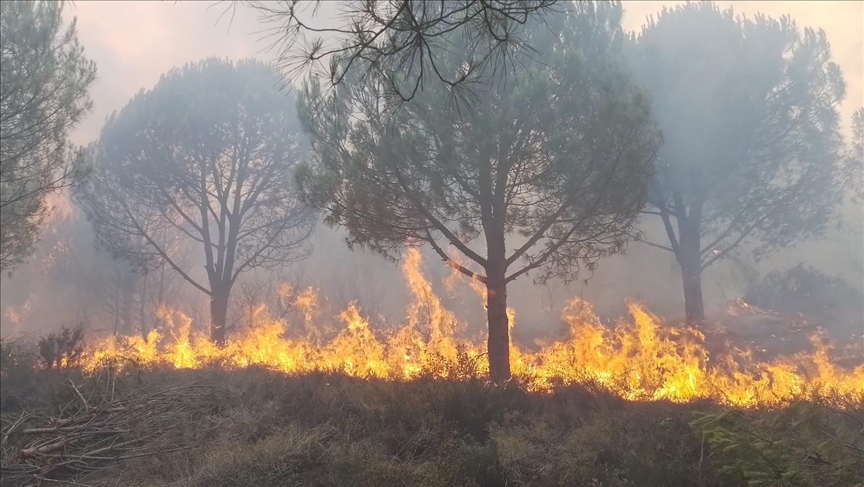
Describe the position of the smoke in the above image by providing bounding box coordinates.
[1,1,861,340]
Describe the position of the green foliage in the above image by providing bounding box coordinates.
[0,0,96,272]
[238,0,558,112]
[692,404,864,487]
[37,324,84,370]
[298,2,659,282]
[297,1,659,381]
[77,58,314,277]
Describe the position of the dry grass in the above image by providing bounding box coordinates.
[1,355,862,487]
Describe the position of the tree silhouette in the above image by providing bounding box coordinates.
[0,0,96,272]
[297,3,659,382]
[629,3,847,322]
[76,58,315,343]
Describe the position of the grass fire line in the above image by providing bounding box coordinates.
[75,249,863,409]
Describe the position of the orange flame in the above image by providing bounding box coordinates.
[80,249,863,408]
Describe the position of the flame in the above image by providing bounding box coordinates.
[280,284,321,344]
[80,249,863,408]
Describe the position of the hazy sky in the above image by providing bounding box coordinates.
[4,1,860,335]
[65,1,863,147]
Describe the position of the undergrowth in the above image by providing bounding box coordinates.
[1,347,862,487]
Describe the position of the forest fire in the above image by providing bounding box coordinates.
[79,250,863,409]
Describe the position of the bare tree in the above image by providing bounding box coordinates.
[76,58,316,344]
[230,0,558,110]
[96,265,137,336]
[70,225,188,338]
[629,3,847,322]
[134,232,188,337]
[231,266,303,328]
[0,0,96,272]
[297,2,659,382]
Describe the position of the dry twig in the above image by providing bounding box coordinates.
[1,375,223,486]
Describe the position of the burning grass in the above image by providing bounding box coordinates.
[2,250,862,485]
[74,249,863,409]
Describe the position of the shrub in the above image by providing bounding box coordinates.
[37,324,85,370]
[745,263,864,332]
[0,338,39,412]
[0,339,19,374]
[692,403,864,487]
[2,364,861,486]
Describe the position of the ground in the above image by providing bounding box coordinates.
[1,362,862,487]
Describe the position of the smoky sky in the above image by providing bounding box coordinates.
[3,0,856,338]
[60,0,864,290]
[65,1,862,148]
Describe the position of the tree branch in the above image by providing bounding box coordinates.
[700,212,771,271]
[637,239,675,253]
[426,231,487,284]
[116,196,211,296]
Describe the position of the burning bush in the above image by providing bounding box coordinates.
[36,324,84,370]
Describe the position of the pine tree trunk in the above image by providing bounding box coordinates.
[678,234,705,324]
[486,275,510,384]
[483,204,511,384]
[682,264,704,323]
[210,285,230,345]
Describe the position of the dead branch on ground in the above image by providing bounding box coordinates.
[1,371,225,486]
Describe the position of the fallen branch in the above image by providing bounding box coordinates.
[16,439,66,459]
[1,375,225,486]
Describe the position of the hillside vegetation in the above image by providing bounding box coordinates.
[1,347,862,487]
